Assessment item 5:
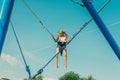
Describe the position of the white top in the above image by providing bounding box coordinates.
[59,37,66,42]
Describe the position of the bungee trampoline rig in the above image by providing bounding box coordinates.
[0,0,119,79]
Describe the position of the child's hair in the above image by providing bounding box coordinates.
[58,29,68,37]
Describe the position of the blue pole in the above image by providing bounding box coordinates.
[0,0,14,55]
[81,0,120,60]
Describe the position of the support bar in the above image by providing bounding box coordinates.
[0,0,15,55]
[81,0,120,60]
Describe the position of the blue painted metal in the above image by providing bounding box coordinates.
[81,0,120,60]
[0,0,14,55]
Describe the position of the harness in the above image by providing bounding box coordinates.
[57,40,67,56]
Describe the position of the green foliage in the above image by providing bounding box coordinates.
[34,75,43,80]
[24,72,95,80]
[0,78,10,80]
[86,75,95,80]
[59,71,95,80]
[24,75,43,80]
[59,71,80,80]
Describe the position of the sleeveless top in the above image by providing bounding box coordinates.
[57,37,66,47]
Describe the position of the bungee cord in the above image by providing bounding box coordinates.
[68,0,111,44]
[10,0,111,79]
[33,0,111,78]
[21,0,53,36]
[10,21,32,79]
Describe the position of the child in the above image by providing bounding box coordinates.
[51,30,69,69]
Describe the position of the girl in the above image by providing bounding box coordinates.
[51,30,69,69]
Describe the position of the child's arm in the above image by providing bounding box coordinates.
[51,35,58,42]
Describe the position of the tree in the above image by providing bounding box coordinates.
[34,75,43,80]
[24,75,43,80]
[86,75,95,80]
[59,71,80,80]
[59,71,95,80]
[0,78,10,80]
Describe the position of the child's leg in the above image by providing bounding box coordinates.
[63,49,67,69]
[55,48,59,69]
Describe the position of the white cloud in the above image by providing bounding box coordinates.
[23,51,34,59]
[1,53,18,66]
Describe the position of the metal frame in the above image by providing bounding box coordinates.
[0,0,15,55]
[81,0,120,60]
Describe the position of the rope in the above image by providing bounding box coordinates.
[71,0,81,5]
[17,0,110,78]
[68,0,111,44]
[70,0,85,7]
[21,0,53,36]
[33,0,111,78]
[33,53,57,78]
[10,21,31,79]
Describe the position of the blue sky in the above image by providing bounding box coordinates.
[0,0,120,80]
